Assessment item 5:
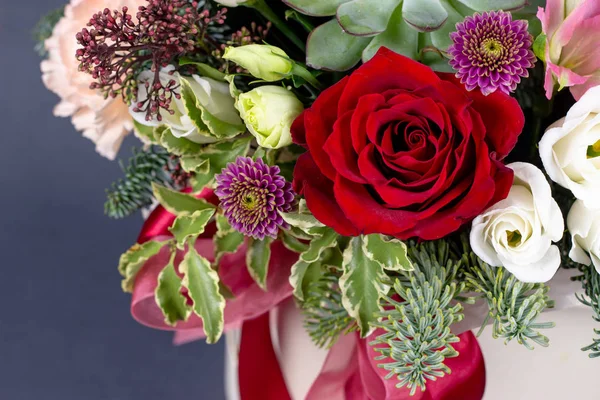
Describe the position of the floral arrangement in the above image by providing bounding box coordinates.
[36,0,600,397]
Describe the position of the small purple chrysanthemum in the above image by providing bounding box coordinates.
[215,157,296,240]
[448,11,536,96]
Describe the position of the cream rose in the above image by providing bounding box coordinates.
[540,85,600,209]
[130,67,243,143]
[567,200,600,273]
[41,0,144,160]
[223,45,293,82]
[236,86,303,149]
[470,162,564,283]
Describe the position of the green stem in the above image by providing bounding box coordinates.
[529,115,543,160]
[285,10,315,32]
[292,64,323,90]
[247,0,306,52]
[530,96,555,160]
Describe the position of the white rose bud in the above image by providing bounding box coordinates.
[540,85,600,209]
[567,200,600,273]
[224,44,293,82]
[470,162,564,283]
[236,86,304,149]
[130,66,242,143]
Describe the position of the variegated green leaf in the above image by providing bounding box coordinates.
[154,125,202,156]
[170,209,216,249]
[301,229,339,263]
[281,230,309,253]
[246,237,273,290]
[152,183,215,216]
[340,236,388,337]
[281,209,326,235]
[214,214,244,263]
[201,137,252,172]
[119,240,171,292]
[133,120,158,144]
[322,246,344,270]
[289,229,339,300]
[337,0,401,36]
[363,234,413,272]
[306,19,371,71]
[155,250,191,326]
[180,156,210,174]
[290,259,323,301]
[180,241,225,344]
[189,137,253,192]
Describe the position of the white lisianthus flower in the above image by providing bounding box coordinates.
[130,66,242,143]
[470,162,564,283]
[567,200,600,273]
[236,86,304,149]
[224,45,293,82]
[539,85,600,209]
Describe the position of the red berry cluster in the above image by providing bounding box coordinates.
[75,0,227,121]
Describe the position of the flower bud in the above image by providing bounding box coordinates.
[224,44,293,82]
[237,86,303,149]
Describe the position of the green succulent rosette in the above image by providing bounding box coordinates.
[284,0,542,71]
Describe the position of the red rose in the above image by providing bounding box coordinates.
[292,48,524,240]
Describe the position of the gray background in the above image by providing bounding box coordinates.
[0,1,225,399]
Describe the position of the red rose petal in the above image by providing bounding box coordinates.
[292,49,522,240]
[324,110,367,184]
[334,174,419,236]
[351,94,387,154]
[339,48,440,114]
[291,111,307,148]
[294,153,359,236]
[304,77,349,181]
[438,72,524,158]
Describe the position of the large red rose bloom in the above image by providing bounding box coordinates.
[292,48,524,240]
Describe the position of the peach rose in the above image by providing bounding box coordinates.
[41,0,144,160]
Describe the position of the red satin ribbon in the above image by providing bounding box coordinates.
[239,313,292,400]
[239,316,486,400]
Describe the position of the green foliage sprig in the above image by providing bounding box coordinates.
[302,272,355,349]
[370,240,472,396]
[33,7,64,58]
[575,263,600,357]
[463,253,554,349]
[105,147,177,219]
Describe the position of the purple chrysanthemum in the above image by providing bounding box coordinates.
[448,11,536,96]
[215,157,296,240]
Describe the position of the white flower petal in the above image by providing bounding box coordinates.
[503,245,561,283]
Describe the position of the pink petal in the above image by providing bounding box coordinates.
[559,14,600,76]
[537,1,566,39]
[553,0,600,49]
[570,73,600,99]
